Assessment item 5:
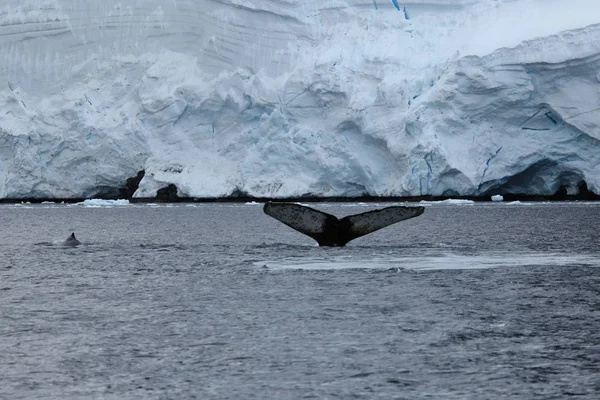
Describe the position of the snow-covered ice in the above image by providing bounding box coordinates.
[80,199,131,207]
[0,0,599,199]
[420,199,475,205]
[491,195,504,202]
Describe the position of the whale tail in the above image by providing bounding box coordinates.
[263,202,425,246]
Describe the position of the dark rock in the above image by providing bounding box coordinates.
[551,184,568,200]
[577,180,597,200]
[156,184,179,202]
[229,187,251,198]
[119,170,145,199]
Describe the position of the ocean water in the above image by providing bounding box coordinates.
[1,201,599,399]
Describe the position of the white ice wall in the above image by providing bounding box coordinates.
[0,0,599,199]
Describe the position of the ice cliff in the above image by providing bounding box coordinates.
[1,0,599,199]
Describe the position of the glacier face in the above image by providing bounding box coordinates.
[1,0,599,199]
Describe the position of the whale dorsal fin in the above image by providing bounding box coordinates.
[63,232,81,247]
[264,202,425,246]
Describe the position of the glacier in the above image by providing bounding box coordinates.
[1,0,599,200]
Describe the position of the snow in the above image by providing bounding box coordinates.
[506,201,532,206]
[420,199,475,205]
[80,199,131,207]
[0,0,599,199]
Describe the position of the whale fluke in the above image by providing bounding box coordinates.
[263,202,425,246]
[63,232,81,247]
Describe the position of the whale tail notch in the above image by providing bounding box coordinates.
[263,202,425,246]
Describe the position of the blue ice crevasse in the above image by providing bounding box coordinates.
[391,0,400,11]
[372,0,378,10]
[403,6,410,20]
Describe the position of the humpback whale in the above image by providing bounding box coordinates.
[63,232,81,247]
[263,202,425,246]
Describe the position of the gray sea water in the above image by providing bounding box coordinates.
[1,201,599,399]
